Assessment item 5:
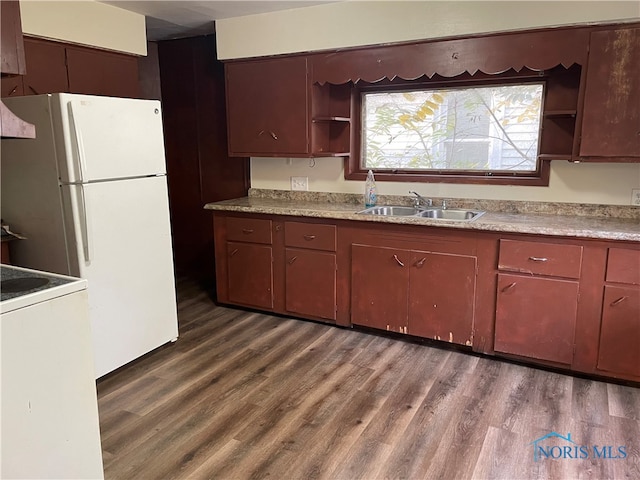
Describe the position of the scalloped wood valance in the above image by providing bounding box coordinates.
[310,27,591,85]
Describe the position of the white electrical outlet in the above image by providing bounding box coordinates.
[291,176,308,191]
[632,189,640,206]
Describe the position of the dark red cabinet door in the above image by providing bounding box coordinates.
[225,56,309,156]
[285,248,336,320]
[579,27,640,158]
[495,273,578,365]
[66,46,139,98]
[21,38,69,95]
[351,244,409,332]
[1,76,23,97]
[0,1,26,75]
[408,252,476,346]
[227,242,273,309]
[597,285,640,377]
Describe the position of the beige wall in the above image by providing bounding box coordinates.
[218,1,640,205]
[216,1,640,60]
[20,1,147,55]
[251,157,640,205]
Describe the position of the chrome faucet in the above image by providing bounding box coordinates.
[409,191,433,208]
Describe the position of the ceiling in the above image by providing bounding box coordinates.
[100,1,338,41]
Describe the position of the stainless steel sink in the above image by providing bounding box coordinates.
[357,205,485,221]
[417,208,485,221]
[358,206,420,216]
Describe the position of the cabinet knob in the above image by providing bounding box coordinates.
[393,254,405,267]
[229,248,239,257]
[8,85,17,96]
[501,282,517,293]
[288,256,298,265]
[414,257,427,268]
[303,234,316,241]
[28,85,39,95]
[528,256,548,262]
[610,296,628,307]
[242,229,254,234]
[258,130,278,140]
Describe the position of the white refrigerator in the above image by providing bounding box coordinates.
[1,93,179,378]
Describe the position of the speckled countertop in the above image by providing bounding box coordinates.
[204,190,640,242]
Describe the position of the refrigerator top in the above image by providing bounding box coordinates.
[50,94,168,183]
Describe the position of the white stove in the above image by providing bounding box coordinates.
[1,264,87,312]
[1,264,104,479]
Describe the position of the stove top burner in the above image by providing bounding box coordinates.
[1,277,51,293]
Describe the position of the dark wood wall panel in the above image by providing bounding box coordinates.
[158,35,249,281]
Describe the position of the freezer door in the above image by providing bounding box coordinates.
[65,175,178,378]
[52,93,167,183]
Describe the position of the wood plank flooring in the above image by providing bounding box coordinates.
[97,277,640,479]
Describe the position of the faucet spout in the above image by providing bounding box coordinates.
[409,191,433,208]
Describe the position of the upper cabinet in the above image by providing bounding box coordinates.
[225,56,352,158]
[578,26,640,160]
[225,56,309,156]
[66,46,139,98]
[21,38,68,96]
[2,37,140,99]
[224,22,639,162]
[0,1,35,139]
[0,1,26,75]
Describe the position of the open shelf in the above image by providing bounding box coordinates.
[538,65,581,160]
[543,110,577,118]
[538,154,572,160]
[312,116,351,122]
[311,83,352,157]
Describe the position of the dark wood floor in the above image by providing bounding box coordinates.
[97,277,640,480]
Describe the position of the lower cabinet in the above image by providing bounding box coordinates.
[494,274,579,365]
[596,248,640,379]
[227,242,273,309]
[597,285,640,377]
[214,214,337,321]
[213,211,640,382]
[409,251,476,344]
[351,243,476,346]
[351,245,409,332]
[285,248,336,320]
[493,238,582,366]
[284,221,337,320]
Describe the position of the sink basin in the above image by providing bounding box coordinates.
[358,206,420,216]
[417,209,485,221]
[357,205,485,221]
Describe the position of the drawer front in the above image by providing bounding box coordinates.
[498,239,583,279]
[606,248,640,285]
[284,221,336,251]
[226,217,272,244]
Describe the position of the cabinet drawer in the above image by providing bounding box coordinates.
[498,239,583,279]
[284,221,336,251]
[226,217,272,244]
[606,248,640,285]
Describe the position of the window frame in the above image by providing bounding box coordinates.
[345,71,552,186]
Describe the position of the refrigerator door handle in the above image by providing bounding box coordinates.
[67,102,88,183]
[77,184,93,264]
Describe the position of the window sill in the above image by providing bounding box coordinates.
[345,160,551,186]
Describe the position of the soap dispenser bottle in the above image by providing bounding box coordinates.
[364,170,378,207]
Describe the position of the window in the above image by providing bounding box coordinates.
[348,77,552,185]
[363,83,543,172]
